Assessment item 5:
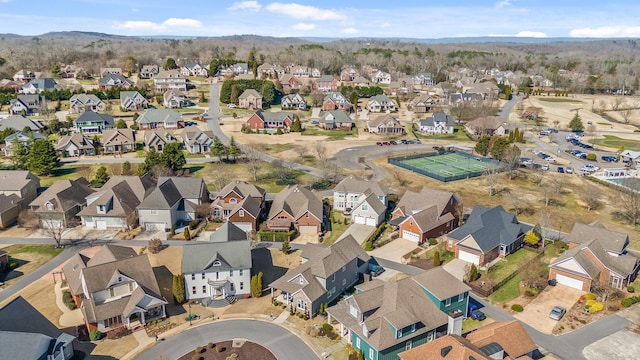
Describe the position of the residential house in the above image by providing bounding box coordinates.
[266,185,323,234]
[20,78,60,94]
[100,67,122,77]
[210,180,266,231]
[61,64,87,79]
[68,94,106,114]
[279,74,300,91]
[409,94,436,113]
[413,73,434,86]
[78,175,154,230]
[323,92,353,112]
[180,62,209,77]
[0,114,43,132]
[327,267,470,360]
[0,170,40,207]
[333,175,389,212]
[0,296,75,360]
[352,76,371,87]
[467,82,500,100]
[140,65,160,79]
[62,245,167,332]
[313,75,339,92]
[371,70,391,84]
[0,194,22,229]
[120,91,148,111]
[98,73,134,90]
[367,115,405,135]
[281,93,307,110]
[464,116,509,138]
[29,178,95,228]
[418,112,455,134]
[366,95,397,113]
[102,128,136,154]
[444,205,532,266]
[387,79,413,96]
[73,112,114,134]
[144,129,177,152]
[318,110,353,130]
[182,221,252,304]
[449,93,484,108]
[340,67,359,82]
[154,70,187,92]
[270,235,371,317]
[0,79,23,92]
[175,126,214,154]
[400,335,494,360]
[291,66,312,78]
[238,89,263,109]
[549,222,639,291]
[136,109,184,130]
[620,150,640,167]
[13,69,36,83]
[9,94,44,115]
[390,188,460,244]
[258,63,285,78]
[229,63,249,75]
[3,131,46,156]
[246,110,294,132]
[162,89,190,108]
[55,133,95,157]
[350,191,387,227]
[137,176,209,231]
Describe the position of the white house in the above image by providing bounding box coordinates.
[418,112,455,134]
[366,95,397,113]
[371,70,391,84]
[350,191,387,227]
[333,176,389,212]
[620,150,640,167]
[182,222,252,304]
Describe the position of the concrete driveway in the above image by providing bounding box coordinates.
[583,329,640,360]
[443,258,472,281]
[369,238,419,263]
[337,224,375,244]
[514,285,584,334]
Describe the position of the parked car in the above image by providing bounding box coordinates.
[542,164,550,171]
[376,142,383,146]
[389,140,398,145]
[601,155,618,162]
[550,306,566,321]
[545,157,556,163]
[468,303,486,321]
[557,166,565,173]
[382,141,390,146]
[227,103,237,108]
[566,167,574,174]
[582,164,600,172]
[520,158,533,166]
[369,264,385,277]
[400,139,408,144]
[538,130,550,136]
[414,139,421,144]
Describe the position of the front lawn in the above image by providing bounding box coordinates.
[1,245,64,286]
[324,214,349,245]
[412,126,472,143]
[483,248,539,283]
[419,243,455,264]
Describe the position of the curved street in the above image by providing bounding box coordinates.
[135,319,317,360]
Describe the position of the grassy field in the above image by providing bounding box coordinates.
[302,127,357,139]
[412,126,472,143]
[1,245,63,286]
[590,135,640,151]
[488,274,522,304]
[536,97,583,103]
[483,248,539,283]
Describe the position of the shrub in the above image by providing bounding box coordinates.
[62,290,77,310]
[585,299,596,308]
[172,274,185,304]
[89,329,101,341]
[586,153,596,161]
[189,221,196,230]
[628,286,635,293]
[468,264,479,282]
[428,238,437,246]
[584,293,597,301]
[322,323,333,333]
[281,239,291,254]
[589,302,604,313]
[195,347,204,354]
[147,238,163,254]
[184,228,191,240]
[433,251,440,267]
[621,296,640,308]
[511,304,524,312]
[170,226,175,235]
[364,240,373,251]
[130,124,139,131]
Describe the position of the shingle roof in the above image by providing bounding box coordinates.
[0,170,39,192]
[209,221,249,243]
[23,78,59,91]
[466,116,504,131]
[217,180,265,200]
[239,89,262,99]
[144,129,176,146]
[268,185,323,222]
[412,267,470,300]
[30,178,94,213]
[465,320,537,358]
[102,128,135,146]
[252,109,294,123]
[77,175,154,218]
[229,196,262,219]
[136,109,182,125]
[368,114,402,128]
[568,222,629,254]
[182,237,252,274]
[399,334,491,360]
[394,187,456,217]
[319,110,352,125]
[0,115,43,131]
[354,191,386,216]
[333,175,389,198]
[74,111,114,127]
[70,93,102,105]
[54,133,94,152]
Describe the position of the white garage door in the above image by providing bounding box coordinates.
[95,220,107,230]
[145,223,165,231]
[555,274,584,290]
[42,219,63,229]
[458,250,480,265]
[234,222,253,232]
[299,225,317,234]
[402,230,420,243]
[354,215,365,225]
[365,217,377,226]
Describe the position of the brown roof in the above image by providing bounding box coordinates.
[466,116,504,131]
[568,222,629,254]
[77,175,155,218]
[87,245,137,267]
[55,133,94,152]
[399,334,491,360]
[402,206,454,233]
[412,267,471,300]
[333,175,389,197]
[102,128,135,146]
[218,180,266,200]
[395,187,457,217]
[62,253,90,296]
[466,320,537,358]
[0,170,39,192]
[368,114,403,129]
[268,185,323,222]
[239,89,262,99]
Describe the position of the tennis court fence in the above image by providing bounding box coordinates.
[388,151,504,182]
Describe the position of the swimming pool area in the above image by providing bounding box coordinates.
[604,177,640,192]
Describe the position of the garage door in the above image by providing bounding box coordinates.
[299,225,317,234]
[42,219,63,229]
[354,215,365,225]
[145,223,165,231]
[234,222,253,232]
[402,230,420,243]
[555,274,584,290]
[95,220,107,230]
[458,250,480,265]
[365,217,377,226]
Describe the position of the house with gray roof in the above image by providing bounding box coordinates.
[98,73,134,90]
[62,245,167,333]
[30,177,95,229]
[180,62,209,77]
[140,64,160,79]
[0,170,39,227]
[68,94,106,114]
[144,129,177,152]
[349,190,387,228]
[78,175,154,230]
[281,92,306,110]
[550,222,639,291]
[327,266,470,360]
[182,221,252,305]
[0,114,43,132]
[162,89,190,108]
[0,296,75,360]
[246,109,294,132]
[54,133,95,157]
[120,91,148,111]
[322,92,353,112]
[136,108,184,130]
[418,112,455,134]
[318,110,353,130]
[137,176,209,231]
[210,180,266,231]
[0,194,21,229]
[20,77,60,94]
[266,185,323,234]
[9,94,44,115]
[366,94,397,113]
[73,111,114,134]
[444,205,532,266]
[175,126,214,154]
[3,130,46,156]
[270,235,371,317]
[333,175,389,213]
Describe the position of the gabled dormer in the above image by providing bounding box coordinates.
[290,273,308,286]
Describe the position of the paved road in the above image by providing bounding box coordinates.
[135,319,318,360]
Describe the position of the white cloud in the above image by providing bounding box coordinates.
[570,26,640,38]
[227,1,262,12]
[114,18,202,33]
[495,0,512,9]
[292,23,315,31]
[131,8,140,13]
[488,31,547,38]
[341,28,358,34]
[379,22,390,28]
[266,2,346,21]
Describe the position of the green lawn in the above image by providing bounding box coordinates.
[487,274,522,304]
[590,135,640,151]
[324,215,349,245]
[412,126,472,143]
[462,316,492,334]
[302,127,357,139]
[484,248,539,283]
[420,243,455,264]
[536,97,582,103]
[3,244,64,257]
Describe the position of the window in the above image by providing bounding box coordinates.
[458,294,464,302]
[405,341,412,351]
[342,266,346,272]
[342,278,347,286]
[239,269,243,276]
[411,323,416,332]
[202,285,206,293]
[230,270,234,276]
[409,219,413,226]
[362,204,368,211]
[239,210,245,217]
[356,338,360,349]
[192,286,196,295]
[445,297,451,306]
[369,349,374,359]
[191,274,195,281]
[202,273,205,279]
[396,329,401,338]
[332,274,336,282]
[230,198,237,204]
[240,282,244,290]
[150,209,158,215]
[129,282,134,292]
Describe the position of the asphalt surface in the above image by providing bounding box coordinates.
[135,319,318,360]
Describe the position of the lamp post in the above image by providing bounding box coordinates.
[188,300,192,326]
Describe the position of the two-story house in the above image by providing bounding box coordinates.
[366,95,397,113]
[98,73,134,90]
[409,94,436,114]
[9,94,44,115]
[318,110,353,130]
[140,64,160,79]
[266,185,323,234]
[20,78,60,94]
[120,91,148,112]
[180,62,209,77]
[0,170,40,228]
[162,89,190,108]
[62,245,167,333]
[143,129,177,152]
[367,115,405,135]
[333,176,389,213]
[210,180,266,232]
[182,221,252,306]
[137,176,209,231]
[281,93,307,110]
[3,131,46,156]
[73,112,114,134]
[175,127,214,154]
[313,75,339,92]
[418,112,455,134]
[323,92,353,112]
[68,94,106,114]
[238,89,263,109]
[154,70,187,92]
[29,178,95,229]
[0,115,44,132]
[270,235,371,317]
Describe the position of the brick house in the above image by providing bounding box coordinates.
[238,89,263,109]
[246,110,294,132]
[266,185,323,234]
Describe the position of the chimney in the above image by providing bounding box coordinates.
[447,309,464,336]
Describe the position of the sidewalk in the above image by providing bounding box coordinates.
[54,281,84,327]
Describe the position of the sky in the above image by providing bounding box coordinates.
[1,0,640,39]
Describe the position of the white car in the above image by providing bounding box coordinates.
[545,157,556,162]
[566,167,574,174]
[227,103,237,108]
[582,164,600,172]
[541,164,550,171]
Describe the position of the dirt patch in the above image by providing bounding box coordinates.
[0,278,62,327]
[269,248,301,269]
[91,333,139,359]
[146,246,183,276]
[177,340,276,360]
[222,295,276,317]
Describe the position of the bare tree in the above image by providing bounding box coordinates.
[209,166,235,192]
[507,192,530,215]
[537,210,552,246]
[580,183,603,211]
[541,179,554,207]
[620,107,635,124]
[18,209,39,228]
[529,166,546,187]
[483,167,499,196]
[502,145,522,180]
[612,96,624,111]
[243,143,263,182]
[40,215,75,248]
[391,168,411,187]
[196,202,213,222]
[617,181,640,225]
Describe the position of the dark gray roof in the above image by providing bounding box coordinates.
[448,205,531,252]
[0,296,68,338]
[209,221,249,243]
[181,239,252,273]
[419,112,455,127]
[30,178,94,213]
[23,78,59,91]
[138,179,183,209]
[0,193,21,213]
[0,115,43,131]
[252,109,294,123]
[74,111,114,127]
[568,222,629,254]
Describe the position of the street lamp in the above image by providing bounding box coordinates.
[188,300,193,326]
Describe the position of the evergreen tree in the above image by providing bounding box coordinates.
[257,271,263,296]
[160,142,186,171]
[490,137,511,159]
[433,251,440,267]
[468,264,478,282]
[250,274,258,297]
[10,140,29,169]
[121,161,132,175]
[114,119,128,128]
[183,228,191,240]
[172,274,185,304]
[92,166,110,187]
[164,57,178,70]
[27,139,59,176]
[281,239,291,254]
[137,148,162,175]
[211,136,226,160]
[568,113,584,131]
[227,137,241,161]
[50,63,61,78]
[230,85,239,104]
[474,135,491,156]
[208,59,219,77]
[290,114,302,132]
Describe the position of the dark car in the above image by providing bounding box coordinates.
[602,155,618,162]
[400,139,408,144]
[557,167,565,173]
[389,140,398,145]
[376,142,383,146]
[382,141,390,146]
[414,139,421,144]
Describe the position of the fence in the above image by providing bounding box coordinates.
[466,250,545,297]
[388,151,504,182]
